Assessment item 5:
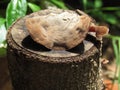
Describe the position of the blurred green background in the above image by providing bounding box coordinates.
[0,0,120,90]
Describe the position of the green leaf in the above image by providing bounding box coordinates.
[116,11,120,17]
[50,0,68,9]
[107,34,120,40]
[6,0,27,29]
[112,40,118,59]
[119,66,120,85]
[118,40,120,65]
[103,14,118,24]
[82,0,87,10]
[41,0,57,9]
[0,47,6,57]
[0,18,6,26]
[0,23,7,57]
[0,24,7,44]
[28,2,41,12]
[94,0,102,8]
[101,7,120,11]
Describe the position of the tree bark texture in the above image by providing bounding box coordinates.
[7,9,104,90]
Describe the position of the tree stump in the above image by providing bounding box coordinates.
[7,9,104,90]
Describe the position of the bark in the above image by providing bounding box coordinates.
[7,9,104,90]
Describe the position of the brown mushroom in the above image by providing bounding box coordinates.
[25,10,92,50]
[89,24,109,40]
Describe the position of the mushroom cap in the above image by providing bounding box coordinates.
[25,9,92,50]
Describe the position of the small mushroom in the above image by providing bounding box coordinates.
[89,23,109,40]
[76,9,109,40]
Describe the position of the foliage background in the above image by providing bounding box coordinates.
[0,0,120,89]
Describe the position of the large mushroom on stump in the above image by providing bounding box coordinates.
[7,8,108,90]
[25,9,109,50]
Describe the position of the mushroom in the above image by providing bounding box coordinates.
[89,23,109,40]
[25,9,109,50]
